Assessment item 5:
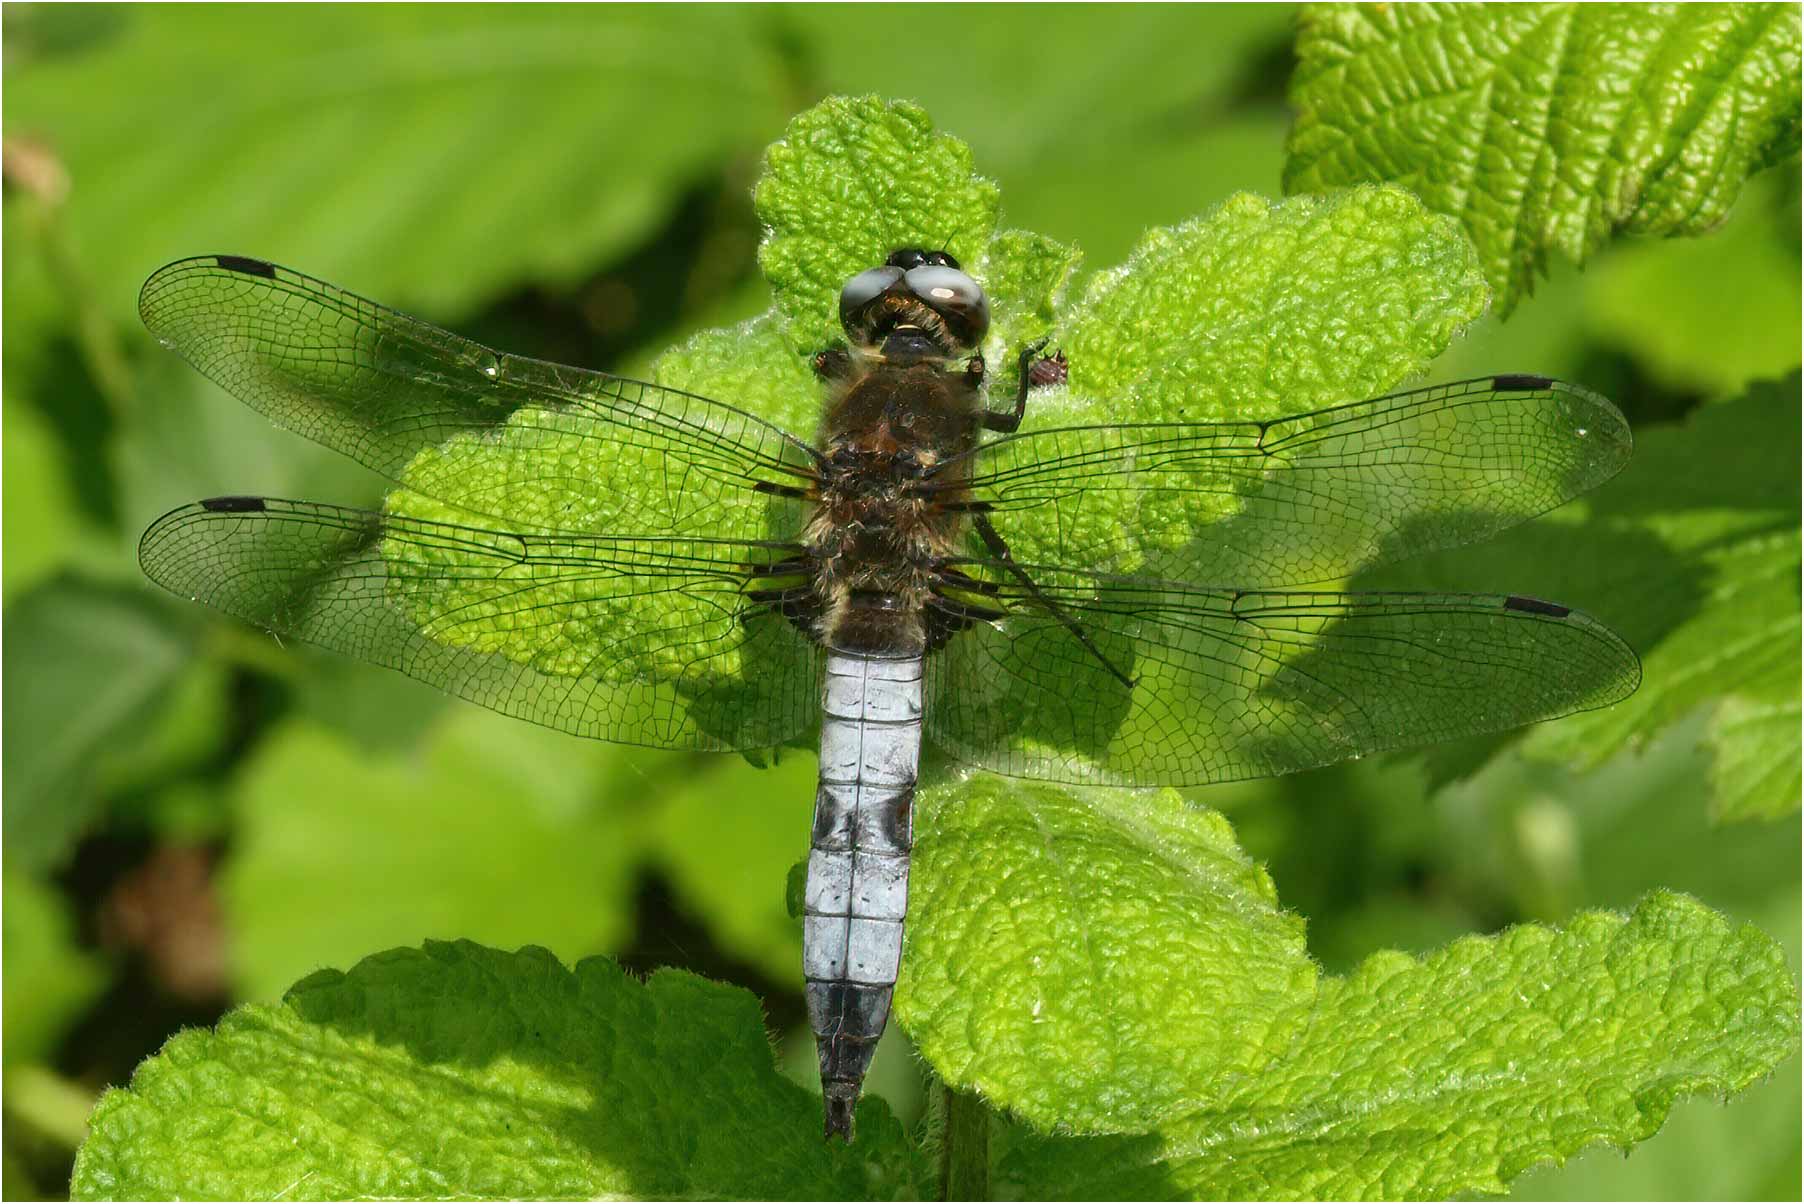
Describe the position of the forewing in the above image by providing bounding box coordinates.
[139,497,819,752]
[137,256,819,526]
[926,565,1640,786]
[946,376,1630,586]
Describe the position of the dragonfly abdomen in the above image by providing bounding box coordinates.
[804,645,922,1142]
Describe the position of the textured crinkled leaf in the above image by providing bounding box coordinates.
[1508,1064,1801,1201]
[1286,3,1804,314]
[1707,697,1802,824]
[1584,169,1801,399]
[3,871,108,1064]
[1059,187,1486,423]
[222,712,639,1002]
[1000,186,1488,571]
[898,776,1315,1133]
[652,309,820,436]
[978,228,1082,389]
[72,942,926,1200]
[999,891,1802,1200]
[1506,888,1801,1201]
[755,96,1001,354]
[685,112,1077,423]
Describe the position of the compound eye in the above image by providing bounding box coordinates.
[838,265,903,332]
[904,265,989,343]
[885,248,963,271]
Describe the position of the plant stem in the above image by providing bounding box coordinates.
[936,1079,991,1201]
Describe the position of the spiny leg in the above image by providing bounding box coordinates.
[743,556,818,627]
[970,513,1135,688]
[982,336,1067,433]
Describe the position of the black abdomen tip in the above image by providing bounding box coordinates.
[1504,594,1570,618]
[214,255,277,278]
[1492,373,1553,392]
[200,495,268,513]
[823,1081,858,1142]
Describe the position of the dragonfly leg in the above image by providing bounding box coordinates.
[744,556,820,630]
[982,337,1065,433]
[752,480,818,500]
[934,565,1003,596]
[971,514,1134,688]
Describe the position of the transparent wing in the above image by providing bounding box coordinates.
[939,376,1630,587]
[139,497,820,752]
[926,563,1641,786]
[138,256,820,526]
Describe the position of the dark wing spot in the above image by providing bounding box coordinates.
[213,255,277,279]
[1492,373,1553,392]
[200,495,268,513]
[1504,594,1570,618]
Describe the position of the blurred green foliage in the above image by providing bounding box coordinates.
[3,4,1798,1200]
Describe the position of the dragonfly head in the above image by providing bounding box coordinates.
[839,248,989,364]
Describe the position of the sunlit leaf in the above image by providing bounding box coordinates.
[1286,3,1804,313]
[999,891,1800,1200]
[72,942,928,1200]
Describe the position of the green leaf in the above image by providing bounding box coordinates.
[1286,3,1804,314]
[900,776,1315,1133]
[978,228,1083,390]
[1001,185,1489,574]
[998,891,1801,1200]
[681,99,1084,420]
[221,710,641,1002]
[1583,167,1802,400]
[1706,698,1802,825]
[1518,381,1800,808]
[652,309,820,438]
[1061,185,1486,421]
[1506,888,1801,1200]
[1,578,204,871]
[1249,717,1804,1197]
[3,870,108,1064]
[755,96,1002,356]
[3,6,790,324]
[71,942,929,1200]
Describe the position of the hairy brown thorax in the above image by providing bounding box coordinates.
[806,358,983,656]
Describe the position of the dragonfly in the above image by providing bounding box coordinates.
[137,251,1640,1141]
